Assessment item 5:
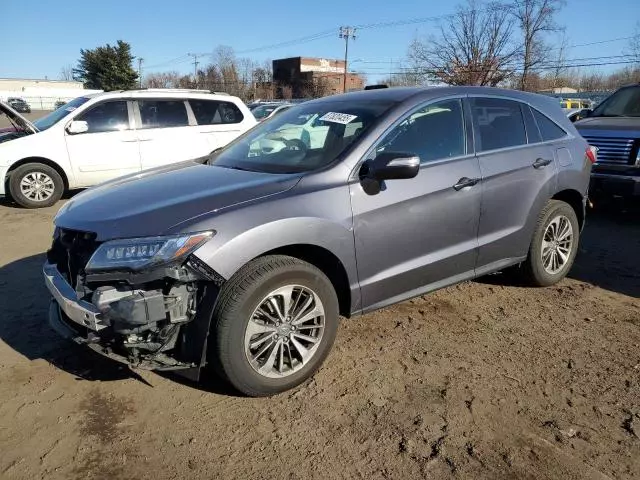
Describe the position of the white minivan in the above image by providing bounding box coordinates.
[0,89,257,208]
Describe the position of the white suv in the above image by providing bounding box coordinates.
[0,89,257,208]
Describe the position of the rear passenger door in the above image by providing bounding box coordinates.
[470,96,557,275]
[189,99,247,151]
[135,99,202,170]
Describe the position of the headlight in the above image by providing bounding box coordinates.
[85,231,214,272]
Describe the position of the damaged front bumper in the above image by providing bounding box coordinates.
[43,260,220,378]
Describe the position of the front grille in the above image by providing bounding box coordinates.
[582,135,637,165]
[47,229,100,288]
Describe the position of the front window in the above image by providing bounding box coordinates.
[591,86,640,117]
[33,96,90,131]
[375,99,466,163]
[75,101,130,133]
[212,99,395,174]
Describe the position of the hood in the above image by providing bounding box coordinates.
[575,116,640,134]
[55,160,301,240]
[0,102,37,134]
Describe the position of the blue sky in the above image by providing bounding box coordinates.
[2,0,639,82]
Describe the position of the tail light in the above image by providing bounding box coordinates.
[585,145,598,164]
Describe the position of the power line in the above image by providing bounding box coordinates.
[356,59,639,76]
[144,54,191,70]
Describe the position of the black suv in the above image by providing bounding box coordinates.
[575,84,640,197]
[7,97,31,113]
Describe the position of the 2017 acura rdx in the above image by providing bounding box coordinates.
[44,86,595,396]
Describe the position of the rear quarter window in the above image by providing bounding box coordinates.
[531,108,567,141]
[190,99,244,125]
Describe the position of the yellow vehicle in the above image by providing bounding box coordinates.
[560,98,592,109]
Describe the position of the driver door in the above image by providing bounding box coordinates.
[64,100,140,186]
[350,98,482,312]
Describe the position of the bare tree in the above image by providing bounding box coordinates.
[144,71,181,88]
[59,64,75,81]
[512,0,565,91]
[549,30,569,90]
[409,0,518,86]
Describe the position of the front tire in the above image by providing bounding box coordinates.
[520,200,580,286]
[8,163,64,208]
[210,255,339,397]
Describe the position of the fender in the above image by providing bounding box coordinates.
[192,216,359,293]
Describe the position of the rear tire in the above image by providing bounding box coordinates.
[8,162,64,208]
[520,200,580,287]
[210,255,339,397]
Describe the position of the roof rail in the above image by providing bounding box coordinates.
[129,88,212,94]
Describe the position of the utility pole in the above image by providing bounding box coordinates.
[188,53,201,88]
[137,58,144,88]
[339,26,356,93]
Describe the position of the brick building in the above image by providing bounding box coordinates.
[272,57,364,98]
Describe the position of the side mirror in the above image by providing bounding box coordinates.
[364,152,420,181]
[66,120,89,134]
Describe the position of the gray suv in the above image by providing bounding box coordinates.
[44,87,593,396]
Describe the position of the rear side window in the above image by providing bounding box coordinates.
[531,108,567,141]
[138,100,189,129]
[76,101,129,133]
[471,98,527,152]
[189,100,244,125]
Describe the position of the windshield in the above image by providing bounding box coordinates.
[212,99,394,174]
[591,86,640,117]
[33,96,91,131]
[252,104,280,120]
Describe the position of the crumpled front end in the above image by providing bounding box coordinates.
[44,228,224,377]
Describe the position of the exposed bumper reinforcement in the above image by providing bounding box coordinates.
[43,262,107,331]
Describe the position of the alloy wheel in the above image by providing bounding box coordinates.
[244,285,325,378]
[541,214,574,275]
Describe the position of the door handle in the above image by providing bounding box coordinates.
[533,158,552,169]
[453,177,480,191]
[120,138,138,143]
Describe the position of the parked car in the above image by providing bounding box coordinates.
[0,89,256,208]
[7,97,31,113]
[251,103,290,121]
[575,83,640,197]
[567,108,592,123]
[44,86,593,396]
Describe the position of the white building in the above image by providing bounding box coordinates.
[0,78,102,110]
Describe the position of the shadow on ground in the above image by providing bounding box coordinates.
[0,252,239,394]
[0,253,145,382]
[478,204,640,298]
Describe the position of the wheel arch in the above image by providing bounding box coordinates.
[551,189,585,229]
[6,157,70,192]
[260,244,352,318]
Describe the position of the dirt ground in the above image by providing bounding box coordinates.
[0,197,638,480]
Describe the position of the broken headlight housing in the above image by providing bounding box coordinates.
[85,231,214,272]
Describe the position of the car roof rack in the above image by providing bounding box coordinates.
[128,88,214,94]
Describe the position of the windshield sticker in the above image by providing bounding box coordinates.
[319,112,358,124]
[65,107,76,112]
